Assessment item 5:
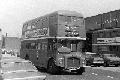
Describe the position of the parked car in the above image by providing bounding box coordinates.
[85,52,104,66]
[102,54,120,67]
[0,58,46,80]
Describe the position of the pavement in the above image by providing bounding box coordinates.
[86,66,120,79]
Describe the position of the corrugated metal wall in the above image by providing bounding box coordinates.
[85,10,120,31]
[85,9,120,57]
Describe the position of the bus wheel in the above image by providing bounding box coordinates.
[77,67,85,75]
[115,64,119,67]
[86,62,91,66]
[47,59,60,74]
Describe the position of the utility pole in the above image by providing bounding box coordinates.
[0,29,2,68]
[6,33,8,37]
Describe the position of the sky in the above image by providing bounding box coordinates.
[0,0,120,37]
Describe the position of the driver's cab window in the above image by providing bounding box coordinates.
[70,40,82,52]
[71,44,77,52]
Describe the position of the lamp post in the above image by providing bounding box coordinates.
[0,29,2,68]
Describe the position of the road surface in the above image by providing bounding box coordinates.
[39,67,120,80]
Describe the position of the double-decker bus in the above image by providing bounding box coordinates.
[20,10,86,74]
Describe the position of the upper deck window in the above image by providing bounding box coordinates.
[65,16,71,23]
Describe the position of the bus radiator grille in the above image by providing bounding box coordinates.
[67,57,80,68]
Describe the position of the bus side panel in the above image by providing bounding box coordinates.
[20,41,26,59]
[20,48,26,59]
[49,13,58,37]
[20,40,38,66]
[27,49,38,66]
[47,39,57,63]
[37,39,48,68]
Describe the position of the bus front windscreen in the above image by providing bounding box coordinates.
[57,39,84,52]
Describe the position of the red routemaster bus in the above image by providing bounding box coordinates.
[20,10,86,74]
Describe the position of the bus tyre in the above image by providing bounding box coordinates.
[115,64,119,67]
[77,67,85,75]
[86,62,91,66]
[47,59,60,74]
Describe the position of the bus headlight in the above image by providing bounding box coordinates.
[58,58,64,64]
[82,60,86,66]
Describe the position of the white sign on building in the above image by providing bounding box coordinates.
[97,38,115,43]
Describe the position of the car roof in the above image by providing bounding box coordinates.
[85,52,96,54]
[0,58,30,63]
[2,71,46,80]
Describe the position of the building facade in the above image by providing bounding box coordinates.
[2,37,21,55]
[85,9,120,57]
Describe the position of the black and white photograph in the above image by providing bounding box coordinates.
[0,0,120,80]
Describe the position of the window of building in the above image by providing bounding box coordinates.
[92,32,98,43]
[97,46,108,51]
[116,29,120,37]
[111,30,117,37]
[65,16,71,23]
[101,46,108,51]
[117,46,120,51]
[59,15,65,22]
[109,46,118,51]
[72,16,77,22]
[99,32,104,38]
[77,17,83,21]
[109,31,112,37]
[104,31,110,38]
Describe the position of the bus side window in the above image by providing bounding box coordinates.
[26,43,31,49]
[25,43,37,49]
[38,43,41,50]
[42,43,47,51]
[42,43,44,50]
[44,44,47,50]
[31,43,36,49]
[48,44,53,51]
